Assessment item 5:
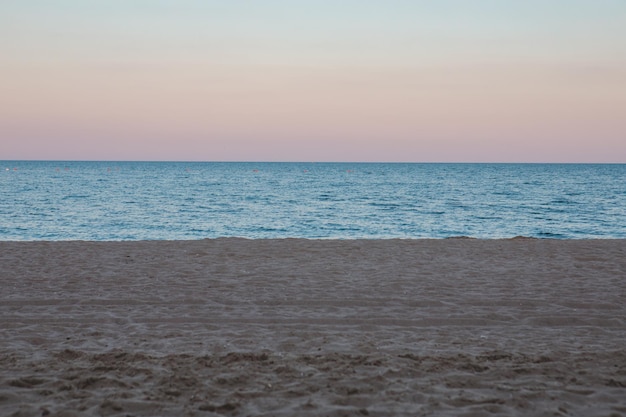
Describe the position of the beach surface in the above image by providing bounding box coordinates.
[1,238,625,416]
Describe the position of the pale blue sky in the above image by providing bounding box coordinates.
[4,1,624,65]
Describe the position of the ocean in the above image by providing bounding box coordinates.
[1,161,625,240]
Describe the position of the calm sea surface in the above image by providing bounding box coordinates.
[1,161,625,240]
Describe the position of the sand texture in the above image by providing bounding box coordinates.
[1,238,625,416]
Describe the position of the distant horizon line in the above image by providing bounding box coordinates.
[1,159,625,165]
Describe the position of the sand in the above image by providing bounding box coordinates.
[1,238,625,416]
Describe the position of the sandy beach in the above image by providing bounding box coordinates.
[1,238,625,416]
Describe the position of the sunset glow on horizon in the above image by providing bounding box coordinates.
[1,1,625,162]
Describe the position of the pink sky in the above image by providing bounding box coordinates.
[1,1,625,162]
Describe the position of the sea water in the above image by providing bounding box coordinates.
[1,161,625,240]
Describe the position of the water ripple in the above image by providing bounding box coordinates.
[1,162,625,240]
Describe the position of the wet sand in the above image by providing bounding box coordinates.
[1,238,625,416]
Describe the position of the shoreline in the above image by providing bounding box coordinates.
[3,235,626,242]
[2,239,625,416]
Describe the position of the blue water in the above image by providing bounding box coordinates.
[1,161,625,240]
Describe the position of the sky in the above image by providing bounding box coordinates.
[1,0,625,162]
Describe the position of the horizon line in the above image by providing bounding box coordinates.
[1,159,625,165]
